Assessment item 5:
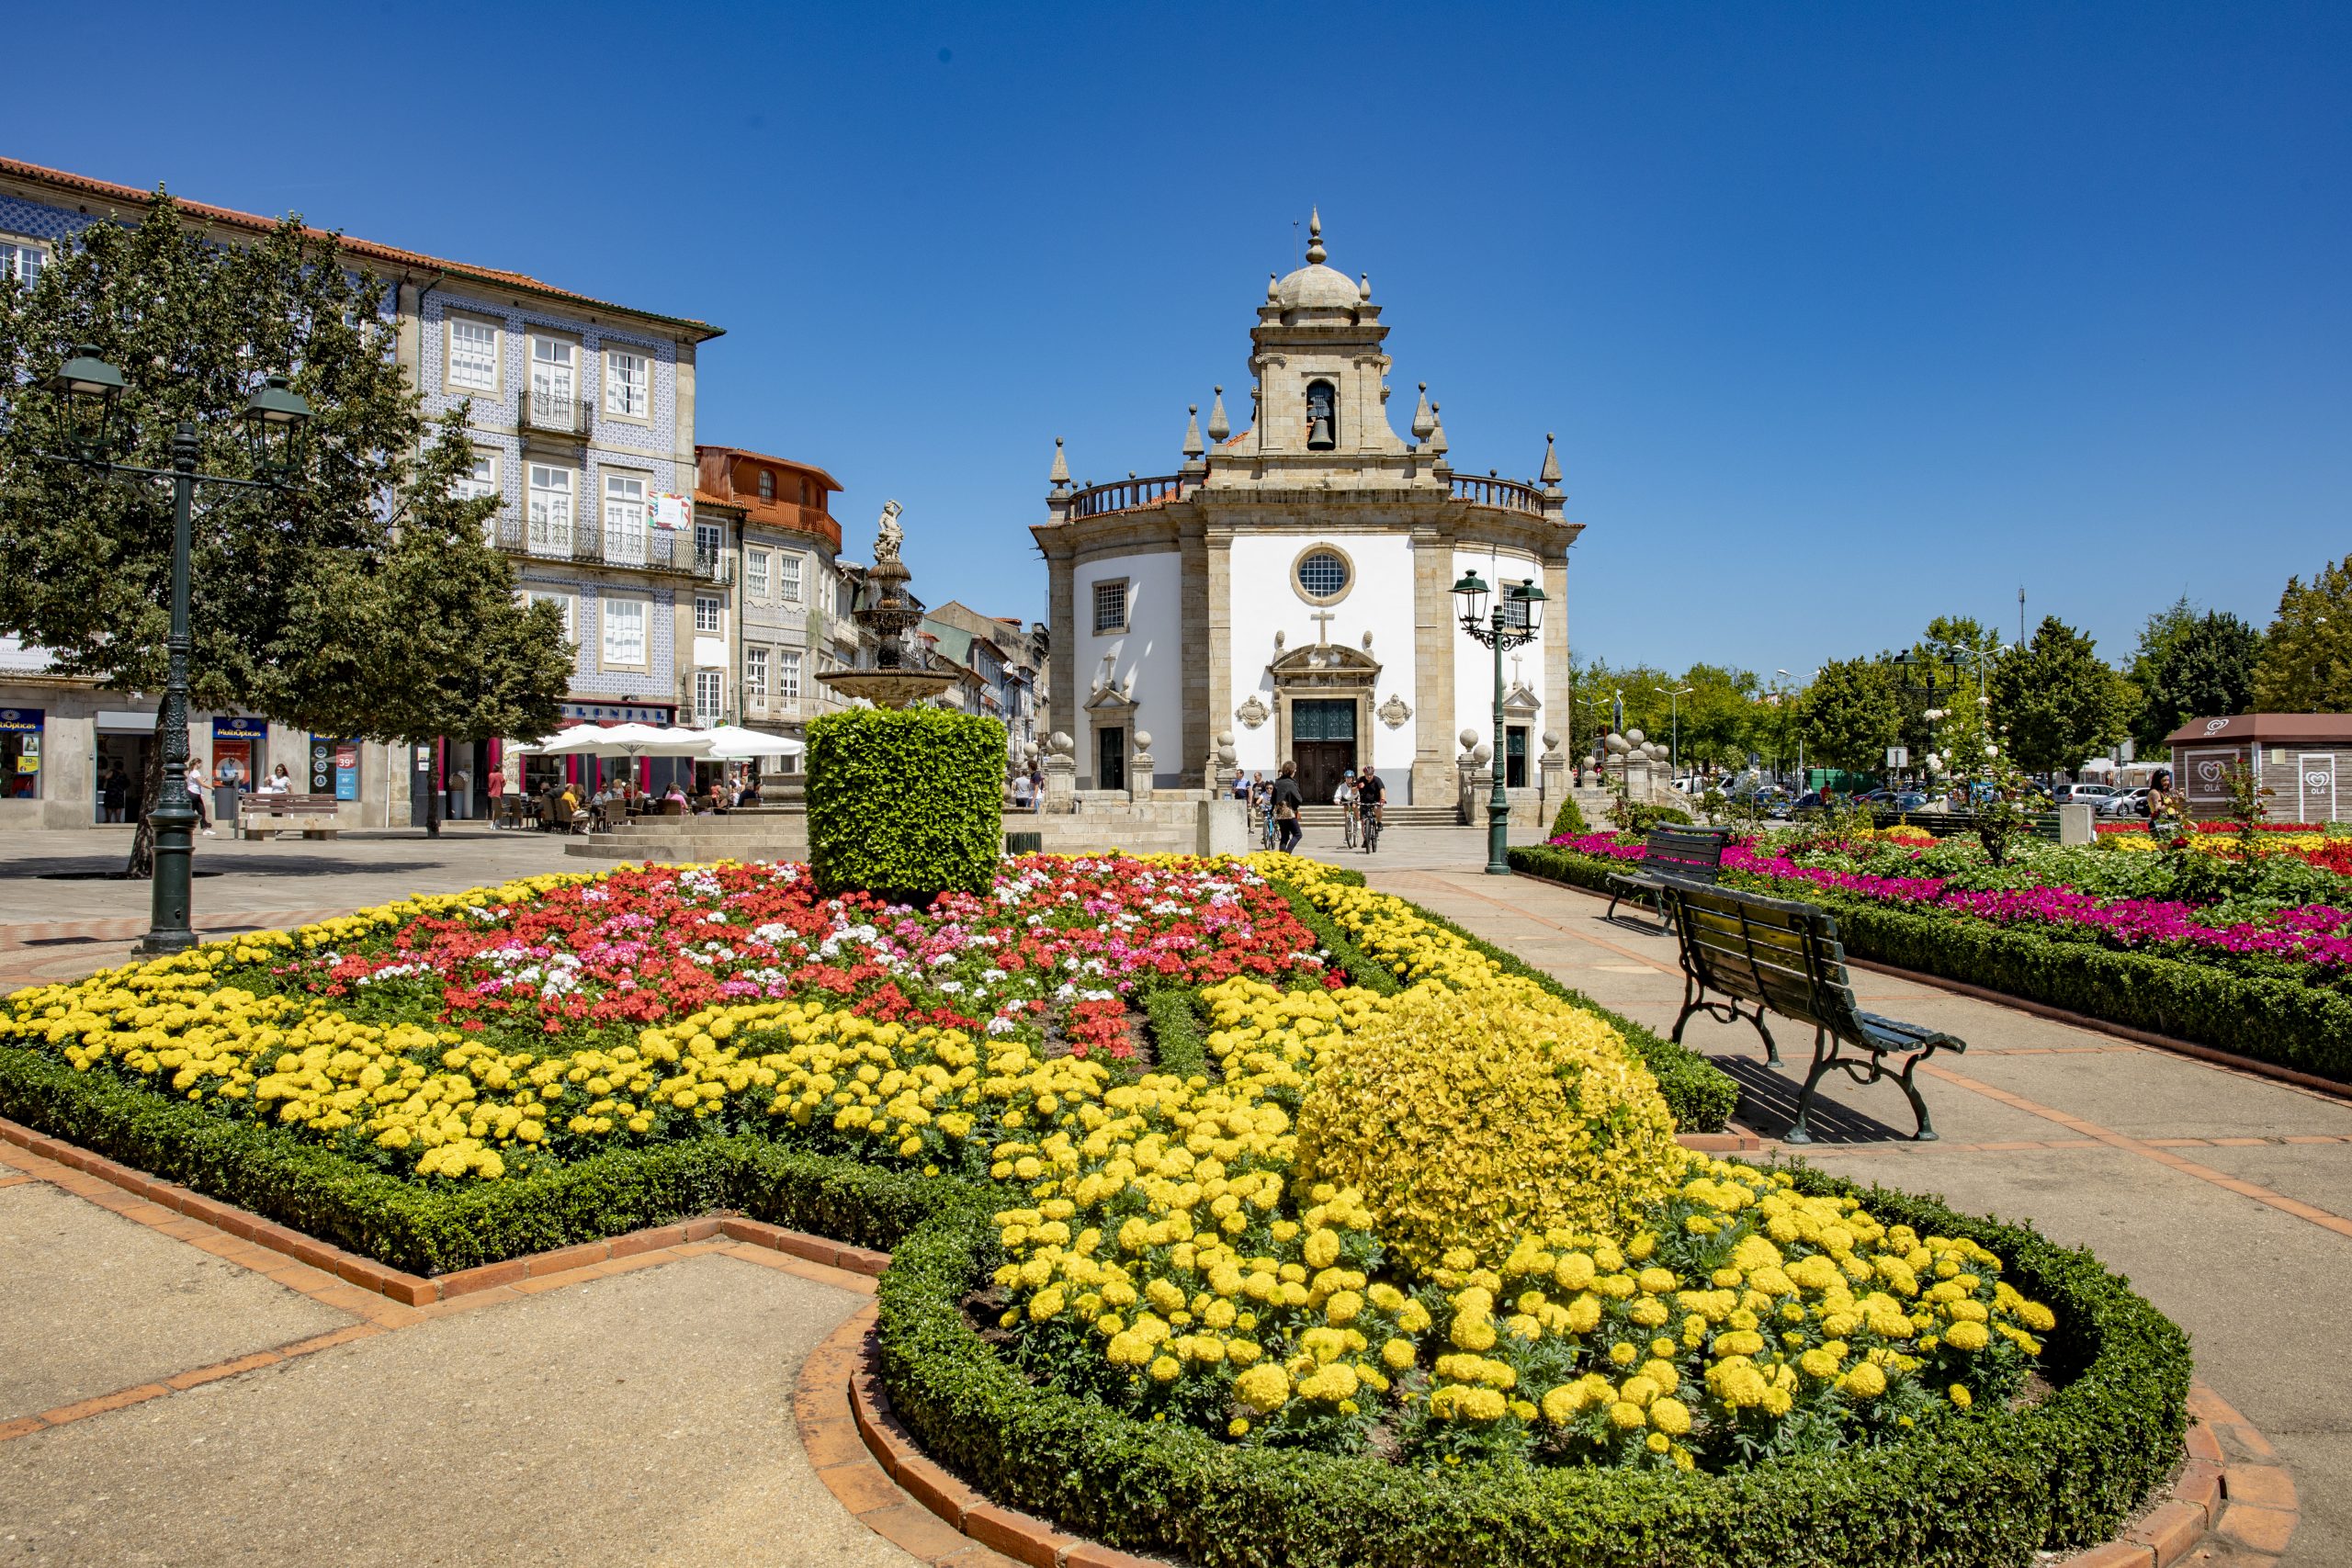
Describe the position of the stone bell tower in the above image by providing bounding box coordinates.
[1238,209,1414,476]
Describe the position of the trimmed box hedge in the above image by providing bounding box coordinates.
[808,705,1006,902]
[1510,842,2352,1084]
[873,1169,2188,1568]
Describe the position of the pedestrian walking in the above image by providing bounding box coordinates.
[1012,770,1035,812]
[100,763,129,824]
[185,757,216,836]
[486,766,507,828]
[1272,761,1304,853]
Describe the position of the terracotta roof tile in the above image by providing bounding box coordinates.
[0,155,720,339]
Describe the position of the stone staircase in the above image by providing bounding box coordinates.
[1295,804,1464,829]
[564,807,808,864]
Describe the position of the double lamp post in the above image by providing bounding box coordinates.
[42,346,312,955]
[1451,570,1545,876]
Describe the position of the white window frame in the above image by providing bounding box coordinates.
[600,595,648,670]
[779,553,803,605]
[526,464,574,555]
[745,547,771,601]
[523,589,575,642]
[0,236,47,288]
[1092,577,1129,635]
[454,454,499,503]
[447,315,500,393]
[603,471,648,566]
[695,593,723,635]
[530,335,577,402]
[780,649,803,700]
[604,347,649,420]
[745,646,770,696]
[694,669,724,723]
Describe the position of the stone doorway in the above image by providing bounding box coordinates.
[1292,698,1357,802]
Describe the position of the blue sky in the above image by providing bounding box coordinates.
[12,1,2347,674]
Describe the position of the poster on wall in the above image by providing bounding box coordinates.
[651,493,689,531]
[210,716,267,787]
[334,742,359,800]
[0,708,42,799]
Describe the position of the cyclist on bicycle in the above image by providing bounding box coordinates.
[1335,770,1359,849]
[1355,765,1386,853]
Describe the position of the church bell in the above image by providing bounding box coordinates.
[1307,412,1335,449]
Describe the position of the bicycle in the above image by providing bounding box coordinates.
[1363,803,1383,854]
[1341,799,1358,849]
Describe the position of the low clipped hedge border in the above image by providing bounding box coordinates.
[874,1167,2189,1568]
[0,1044,950,1276]
[1509,843,2352,1085]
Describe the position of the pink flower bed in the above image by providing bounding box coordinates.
[1548,833,2352,972]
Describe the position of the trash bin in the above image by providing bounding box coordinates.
[1004,830,1043,855]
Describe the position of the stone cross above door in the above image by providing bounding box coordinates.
[1310,609,1337,644]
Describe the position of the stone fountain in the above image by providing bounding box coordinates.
[815,500,962,710]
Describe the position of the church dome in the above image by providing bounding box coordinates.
[1270,209,1363,311]
[1274,262,1363,310]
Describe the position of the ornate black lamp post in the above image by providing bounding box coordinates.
[41,349,311,954]
[1452,570,1546,876]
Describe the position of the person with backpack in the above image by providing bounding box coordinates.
[1272,761,1304,853]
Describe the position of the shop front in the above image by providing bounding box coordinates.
[0,705,42,806]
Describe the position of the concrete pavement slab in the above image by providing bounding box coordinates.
[0,1182,351,1423]
[1941,1047,2352,1142]
[2182,1141,2352,1222]
[0,1253,918,1568]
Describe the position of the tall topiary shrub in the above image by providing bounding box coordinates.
[807,707,1004,902]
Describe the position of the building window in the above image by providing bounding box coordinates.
[1501,582,1533,631]
[603,472,647,565]
[1506,725,1529,788]
[1306,379,1337,450]
[454,455,498,503]
[745,646,769,695]
[523,589,575,642]
[780,649,803,700]
[694,670,724,723]
[448,317,499,391]
[757,468,775,502]
[1092,578,1128,635]
[526,464,574,554]
[601,595,647,667]
[0,238,47,287]
[746,548,770,600]
[530,336,576,402]
[1295,547,1351,604]
[780,554,802,604]
[605,348,648,418]
[695,593,723,634]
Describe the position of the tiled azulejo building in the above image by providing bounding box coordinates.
[0,156,722,828]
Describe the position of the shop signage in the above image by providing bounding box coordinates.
[0,707,44,734]
[211,716,268,740]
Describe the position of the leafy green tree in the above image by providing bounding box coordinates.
[277,424,571,836]
[1989,615,2132,774]
[0,189,567,865]
[1800,658,1902,773]
[2133,608,2260,749]
[2252,555,2352,712]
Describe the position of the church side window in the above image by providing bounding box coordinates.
[1092,578,1128,635]
[1305,379,1337,450]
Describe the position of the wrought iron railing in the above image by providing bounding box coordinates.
[517,388,591,438]
[494,514,700,576]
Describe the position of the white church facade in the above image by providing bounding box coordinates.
[1035,214,1582,807]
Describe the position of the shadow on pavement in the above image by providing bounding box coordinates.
[1706,1054,1919,1145]
[17,857,443,881]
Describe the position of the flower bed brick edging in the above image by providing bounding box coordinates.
[803,1303,2294,1568]
[0,1115,888,1306]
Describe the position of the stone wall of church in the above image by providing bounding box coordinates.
[1071,550,1185,789]
[1227,533,1419,792]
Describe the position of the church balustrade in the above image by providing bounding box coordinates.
[1068,472,1202,519]
[1448,473,1547,515]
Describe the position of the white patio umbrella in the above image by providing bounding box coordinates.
[686,724,806,761]
[536,722,716,760]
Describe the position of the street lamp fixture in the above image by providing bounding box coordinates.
[37,348,311,955]
[1452,571,1545,875]
[1654,684,1692,778]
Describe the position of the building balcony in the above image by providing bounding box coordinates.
[518,389,591,440]
[1448,473,1550,517]
[496,516,708,579]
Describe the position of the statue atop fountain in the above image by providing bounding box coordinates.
[814,499,962,710]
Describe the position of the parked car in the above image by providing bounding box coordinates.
[2063,783,2119,807]
[1888,791,1931,812]
[2099,788,2150,818]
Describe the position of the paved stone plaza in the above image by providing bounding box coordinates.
[0,829,2338,1563]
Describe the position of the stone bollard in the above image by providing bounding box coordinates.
[1043,731,1078,815]
[1130,731,1155,803]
